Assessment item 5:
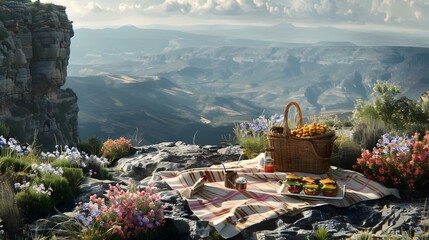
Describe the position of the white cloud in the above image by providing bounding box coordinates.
[34,0,429,32]
[85,2,111,12]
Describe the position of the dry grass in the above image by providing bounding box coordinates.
[0,175,22,239]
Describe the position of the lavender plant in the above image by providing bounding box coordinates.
[234,114,284,158]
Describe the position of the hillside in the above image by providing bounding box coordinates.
[65,75,263,144]
[69,46,429,116]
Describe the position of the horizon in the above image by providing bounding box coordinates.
[35,0,429,38]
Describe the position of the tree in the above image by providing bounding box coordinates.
[372,80,401,130]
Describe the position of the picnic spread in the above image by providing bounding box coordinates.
[159,102,400,238]
[159,154,400,239]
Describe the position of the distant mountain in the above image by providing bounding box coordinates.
[64,75,263,144]
[69,25,429,67]
[66,26,429,144]
[69,45,429,116]
[70,25,298,65]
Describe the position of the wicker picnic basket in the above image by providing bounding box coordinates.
[267,102,336,174]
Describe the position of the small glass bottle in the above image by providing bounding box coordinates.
[264,147,275,173]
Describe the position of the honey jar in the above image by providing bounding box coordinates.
[264,147,275,173]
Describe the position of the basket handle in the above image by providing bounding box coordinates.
[283,102,303,136]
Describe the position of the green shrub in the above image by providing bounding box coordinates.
[77,135,102,156]
[50,158,75,168]
[312,226,331,240]
[83,158,111,180]
[0,156,30,173]
[34,175,74,206]
[352,100,387,149]
[16,187,54,219]
[331,133,361,170]
[61,167,83,195]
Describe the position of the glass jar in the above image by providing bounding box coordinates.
[264,147,275,173]
[235,177,247,190]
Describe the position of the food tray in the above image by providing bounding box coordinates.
[277,182,346,200]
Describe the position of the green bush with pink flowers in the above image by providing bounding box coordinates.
[73,179,165,239]
[353,132,429,194]
[101,137,132,161]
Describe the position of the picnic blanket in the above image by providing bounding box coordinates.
[159,153,400,239]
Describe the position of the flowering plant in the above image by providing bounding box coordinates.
[234,114,284,158]
[75,179,165,239]
[353,132,429,192]
[101,137,132,161]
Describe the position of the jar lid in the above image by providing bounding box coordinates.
[235,177,247,184]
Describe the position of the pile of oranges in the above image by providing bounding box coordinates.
[291,123,329,137]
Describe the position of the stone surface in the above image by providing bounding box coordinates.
[0,2,77,148]
[38,143,429,239]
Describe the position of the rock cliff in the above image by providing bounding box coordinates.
[0,1,77,148]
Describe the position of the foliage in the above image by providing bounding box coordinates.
[351,231,373,240]
[33,175,74,206]
[331,132,361,170]
[234,114,283,158]
[77,136,103,157]
[353,81,428,140]
[353,132,429,195]
[128,127,145,147]
[16,186,54,219]
[0,156,30,173]
[61,167,84,195]
[312,226,331,240]
[72,179,165,239]
[82,155,111,180]
[101,137,132,162]
[50,158,74,168]
[41,144,110,180]
[352,99,387,149]
[0,176,22,239]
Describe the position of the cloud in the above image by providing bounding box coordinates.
[371,0,429,25]
[35,0,429,31]
[85,2,112,12]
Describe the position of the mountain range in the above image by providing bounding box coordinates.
[64,25,429,144]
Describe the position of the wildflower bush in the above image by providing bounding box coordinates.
[234,114,284,158]
[101,137,132,161]
[73,179,165,239]
[353,132,429,194]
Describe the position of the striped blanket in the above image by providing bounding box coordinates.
[159,154,399,239]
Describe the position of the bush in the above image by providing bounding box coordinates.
[16,187,54,219]
[234,114,283,158]
[33,175,74,206]
[352,101,387,149]
[50,158,75,168]
[0,156,30,173]
[353,133,429,196]
[77,136,102,157]
[101,137,132,161]
[331,133,361,170]
[73,180,165,239]
[83,156,111,180]
[61,167,83,195]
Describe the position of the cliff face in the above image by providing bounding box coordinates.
[0,1,77,148]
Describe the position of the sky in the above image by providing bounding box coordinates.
[34,0,429,34]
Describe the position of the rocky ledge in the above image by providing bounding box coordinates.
[62,142,429,240]
[0,1,77,148]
